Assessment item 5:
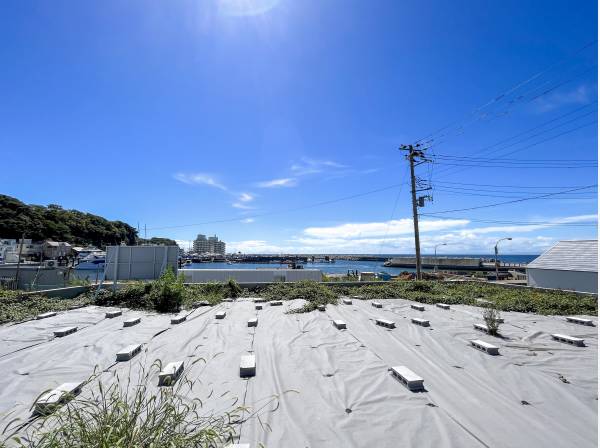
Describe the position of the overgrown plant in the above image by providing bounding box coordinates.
[0,291,93,325]
[2,360,242,448]
[263,281,338,313]
[225,278,242,299]
[483,306,502,336]
[149,267,185,312]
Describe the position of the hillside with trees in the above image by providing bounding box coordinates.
[0,194,175,248]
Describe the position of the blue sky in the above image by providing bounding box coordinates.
[1,0,597,254]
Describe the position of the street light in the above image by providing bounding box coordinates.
[495,237,513,281]
[434,243,447,273]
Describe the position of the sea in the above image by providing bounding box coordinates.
[73,254,538,280]
[183,254,537,276]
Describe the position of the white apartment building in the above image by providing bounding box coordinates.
[193,234,226,255]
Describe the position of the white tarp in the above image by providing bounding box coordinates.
[0,300,596,447]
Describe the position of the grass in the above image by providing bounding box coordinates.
[1,358,251,448]
[1,278,596,326]
[0,290,93,325]
[246,280,597,316]
[259,280,339,313]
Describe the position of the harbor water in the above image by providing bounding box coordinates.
[73,254,537,281]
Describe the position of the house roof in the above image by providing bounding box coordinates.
[527,240,598,273]
[44,241,72,247]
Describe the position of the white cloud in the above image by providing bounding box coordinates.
[227,240,292,253]
[238,192,254,202]
[449,214,597,236]
[232,202,255,210]
[225,214,596,254]
[174,239,194,249]
[291,158,348,176]
[240,218,255,224]
[303,218,469,239]
[256,177,298,188]
[534,84,595,113]
[173,173,227,190]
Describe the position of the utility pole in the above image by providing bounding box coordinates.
[494,237,512,281]
[14,232,25,289]
[400,144,432,280]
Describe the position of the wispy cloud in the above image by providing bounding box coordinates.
[238,192,254,202]
[291,157,348,176]
[173,173,227,190]
[227,240,289,253]
[303,218,469,239]
[240,218,255,224]
[232,202,256,210]
[256,177,298,188]
[533,83,595,113]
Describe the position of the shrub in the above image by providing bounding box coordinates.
[92,282,153,309]
[225,278,242,299]
[149,267,185,313]
[483,306,502,336]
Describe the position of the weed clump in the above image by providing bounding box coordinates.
[0,290,92,325]
[2,360,243,447]
[260,280,338,313]
[93,267,185,313]
[483,306,502,336]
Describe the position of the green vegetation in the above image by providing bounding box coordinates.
[259,280,339,313]
[93,267,185,313]
[0,290,93,324]
[92,275,244,312]
[1,278,595,325]
[245,280,597,316]
[137,237,179,246]
[0,194,177,249]
[482,306,502,336]
[0,195,137,247]
[2,360,243,448]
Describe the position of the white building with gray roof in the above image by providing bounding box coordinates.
[526,240,598,293]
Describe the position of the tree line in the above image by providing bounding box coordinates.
[0,194,177,248]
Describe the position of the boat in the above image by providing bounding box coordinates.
[75,252,106,270]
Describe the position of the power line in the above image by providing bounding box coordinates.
[422,185,597,215]
[432,184,596,195]
[432,186,596,199]
[147,182,406,230]
[431,108,597,177]
[433,162,596,169]
[431,180,595,189]
[435,155,596,163]
[376,166,409,256]
[434,101,597,159]
[432,119,597,178]
[420,215,597,227]
[414,40,597,146]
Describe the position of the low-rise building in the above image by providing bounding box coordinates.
[526,240,598,293]
[0,239,42,262]
[43,241,72,259]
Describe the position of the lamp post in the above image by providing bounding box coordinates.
[494,237,512,281]
[434,243,447,273]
